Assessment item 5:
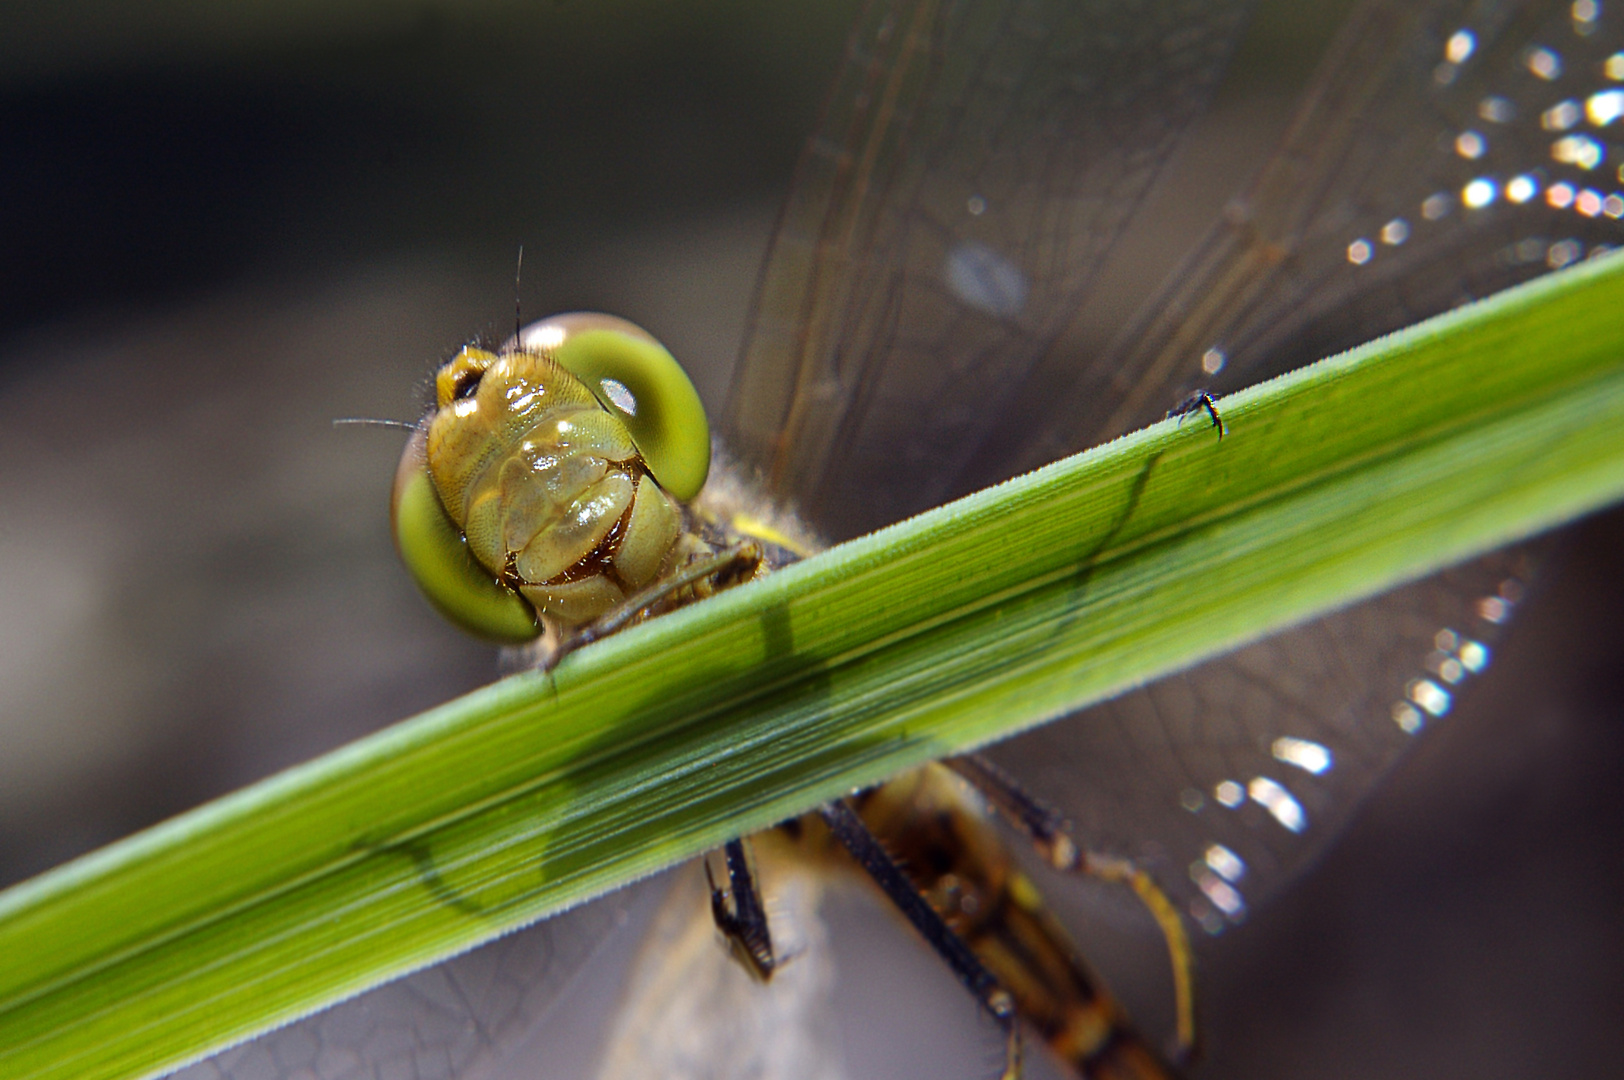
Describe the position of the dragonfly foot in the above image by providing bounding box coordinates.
[1168,390,1227,439]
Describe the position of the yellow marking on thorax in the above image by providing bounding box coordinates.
[726,512,818,560]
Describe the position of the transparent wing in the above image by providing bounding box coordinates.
[727,0,1624,928]
[985,0,1624,480]
[174,881,646,1080]
[733,0,1624,519]
[722,0,1255,540]
[984,0,1624,926]
[986,547,1537,931]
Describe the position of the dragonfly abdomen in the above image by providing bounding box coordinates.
[851,765,1178,1080]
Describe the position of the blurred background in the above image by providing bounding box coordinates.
[0,1,1618,1077]
[0,0,856,874]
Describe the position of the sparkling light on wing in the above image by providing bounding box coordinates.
[726,0,1624,931]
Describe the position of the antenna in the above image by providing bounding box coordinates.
[332,417,418,432]
[514,245,525,344]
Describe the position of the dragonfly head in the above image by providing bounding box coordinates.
[391,314,712,644]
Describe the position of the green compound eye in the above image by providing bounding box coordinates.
[391,428,542,644]
[514,313,710,501]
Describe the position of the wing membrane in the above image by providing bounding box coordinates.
[986,546,1537,928]
[176,883,642,1080]
[986,0,1624,480]
[994,0,1622,919]
[730,0,1624,922]
[724,0,1256,539]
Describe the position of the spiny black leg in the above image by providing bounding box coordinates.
[1167,390,1227,439]
[945,755,1081,872]
[947,754,1199,1061]
[817,800,1021,1079]
[705,838,779,981]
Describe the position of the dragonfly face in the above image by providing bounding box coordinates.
[177,0,1624,1076]
[391,313,721,643]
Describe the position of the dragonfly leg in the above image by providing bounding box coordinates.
[705,837,781,981]
[1166,390,1227,439]
[945,754,1199,1062]
[546,541,765,669]
[818,799,1023,1080]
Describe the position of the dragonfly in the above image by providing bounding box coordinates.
[179,0,1624,1076]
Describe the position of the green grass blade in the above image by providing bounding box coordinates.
[3,250,1624,1080]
